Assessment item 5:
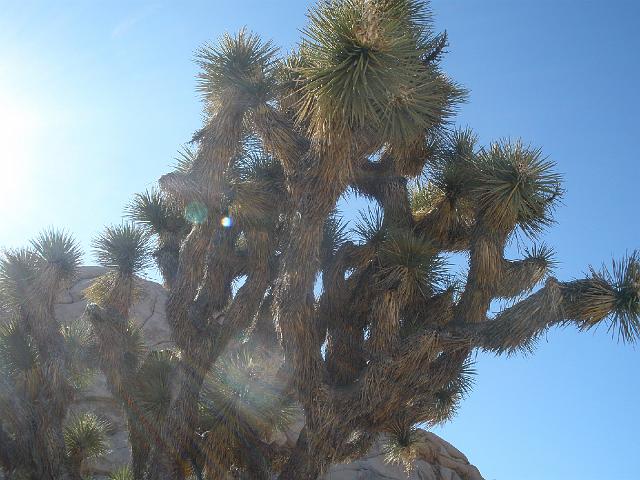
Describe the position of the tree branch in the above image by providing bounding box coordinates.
[451,275,638,354]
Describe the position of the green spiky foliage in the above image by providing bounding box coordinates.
[92,224,151,278]
[3,1,639,480]
[86,223,151,316]
[0,229,82,309]
[30,229,83,287]
[355,207,385,245]
[320,211,349,264]
[227,148,287,231]
[126,190,187,288]
[381,421,420,474]
[568,252,640,342]
[354,206,387,264]
[64,412,111,478]
[127,189,188,237]
[0,230,85,480]
[89,319,147,384]
[60,318,97,391]
[377,230,444,300]
[108,466,134,480]
[472,140,563,237]
[0,249,43,310]
[0,321,39,380]
[133,350,178,424]
[196,29,278,111]
[420,358,476,426]
[298,0,463,156]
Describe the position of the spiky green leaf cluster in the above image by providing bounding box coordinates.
[30,229,82,284]
[321,212,348,263]
[416,134,562,240]
[377,231,445,299]
[117,322,147,372]
[0,321,39,378]
[92,224,151,276]
[428,128,478,197]
[472,140,562,236]
[64,412,111,461]
[607,252,640,341]
[0,249,39,308]
[133,350,178,423]
[523,244,556,268]
[411,128,477,218]
[61,318,96,390]
[276,49,308,112]
[426,359,475,425]
[126,189,187,236]
[354,206,386,246]
[228,149,286,230]
[196,29,278,110]
[89,318,147,376]
[1,229,82,308]
[298,0,462,148]
[381,421,419,474]
[520,244,557,280]
[575,252,640,343]
[173,145,197,174]
[108,466,134,480]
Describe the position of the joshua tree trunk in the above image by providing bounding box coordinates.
[20,278,74,480]
[145,228,274,479]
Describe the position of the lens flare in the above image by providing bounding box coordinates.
[184,201,208,224]
[221,216,232,228]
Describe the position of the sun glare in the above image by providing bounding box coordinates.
[0,93,37,213]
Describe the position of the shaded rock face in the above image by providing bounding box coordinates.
[321,432,483,480]
[56,267,484,480]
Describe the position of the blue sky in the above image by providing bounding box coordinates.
[0,1,638,479]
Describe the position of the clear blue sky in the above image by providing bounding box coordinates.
[0,1,638,479]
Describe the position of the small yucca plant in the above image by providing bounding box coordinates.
[108,466,134,480]
[382,421,420,474]
[64,412,111,477]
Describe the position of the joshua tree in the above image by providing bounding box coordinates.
[83,224,159,480]
[0,231,110,479]
[63,412,112,480]
[1,1,639,479]
[136,1,639,477]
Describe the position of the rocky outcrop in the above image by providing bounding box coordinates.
[56,267,484,480]
[269,410,483,480]
[322,431,483,480]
